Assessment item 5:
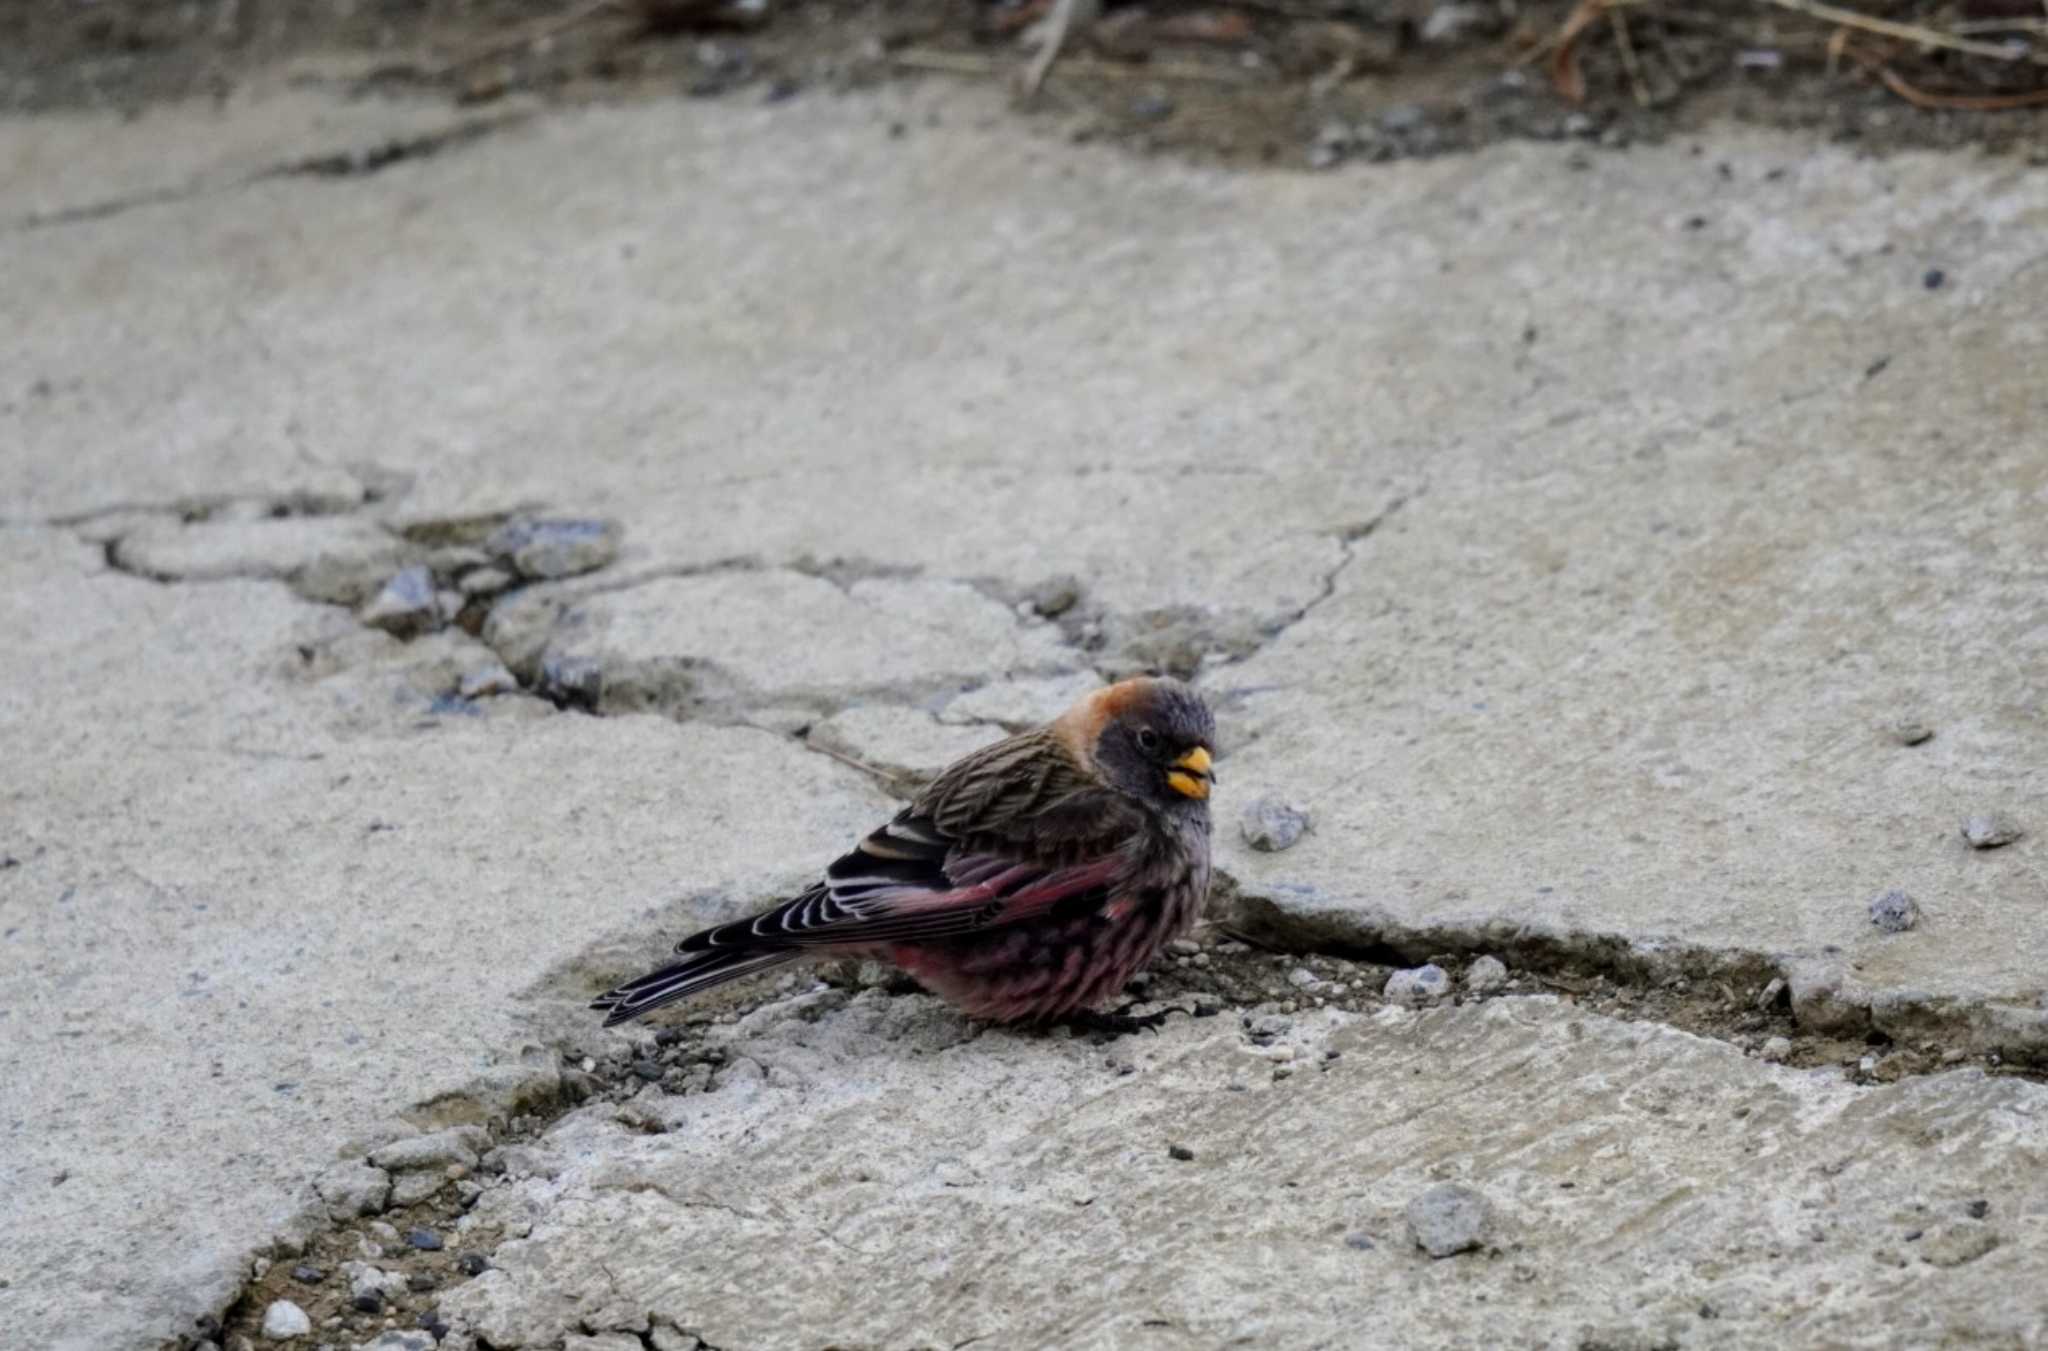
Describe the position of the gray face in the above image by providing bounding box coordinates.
[1095,679,1217,809]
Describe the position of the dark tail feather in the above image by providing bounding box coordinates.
[590,949,799,1027]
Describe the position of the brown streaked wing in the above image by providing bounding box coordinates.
[912,729,1138,859]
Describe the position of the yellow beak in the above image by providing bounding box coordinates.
[1166,746,1214,800]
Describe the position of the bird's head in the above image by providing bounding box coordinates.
[1056,675,1217,810]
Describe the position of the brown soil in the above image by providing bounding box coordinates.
[7,0,2048,168]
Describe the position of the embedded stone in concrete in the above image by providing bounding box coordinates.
[359,565,440,637]
[485,517,622,581]
[110,516,411,606]
[1405,1183,1490,1257]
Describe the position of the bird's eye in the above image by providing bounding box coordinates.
[1136,728,1161,754]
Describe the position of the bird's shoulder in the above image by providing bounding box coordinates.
[908,727,1143,854]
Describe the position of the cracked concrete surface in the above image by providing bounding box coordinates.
[485,569,1078,719]
[440,990,2048,1351]
[2,85,530,231]
[4,72,2047,1351]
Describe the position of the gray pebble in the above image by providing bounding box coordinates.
[1919,1223,2000,1268]
[389,1171,443,1206]
[356,1333,438,1351]
[369,1126,487,1172]
[344,1262,407,1305]
[1384,964,1450,1007]
[483,1143,565,1180]
[425,545,492,581]
[1890,719,1934,746]
[487,516,622,580]
[1246,1012,1292,1041]
[458,662,520,700]
[312,1162,390,1220]
[1240,797,1309,852]
[1025,574,1081,617]
[457,565,516,598]
[648,1326,704,1351]
[359,566,439,638]
[1129,92,1175,123]
[1962,814,2024,850]
[1405,1183,1489,1257]
[1760,1035,1793,1063]
[260,1299,311,1341]
[1868,889,1920,933]
[1464,955,1508,994]
[1379,102,1428,133]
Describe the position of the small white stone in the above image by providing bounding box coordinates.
[1464,956,1509,994]
[1761,1036,1793,1063]
[1239,797,1310,852]
[261,1299,312,1341]
[1962,813,2024,849]
[1405,1183,1490,1258]
[1384,964,1451,1007]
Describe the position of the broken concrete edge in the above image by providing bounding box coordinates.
[1218,872,2048,1066]
[168,867,2044,1350]
[54,467,1413,740]
[166,1050,571,1351]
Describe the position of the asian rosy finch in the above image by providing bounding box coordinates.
[592,675,1216,1026]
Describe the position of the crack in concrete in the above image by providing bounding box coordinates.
[189,897,2042,1351]
[7,113,533,234]
[1215,866,2048,1074]
[260,115,531,181]
[1261,491,1418,650]
[60,477,2044,1092]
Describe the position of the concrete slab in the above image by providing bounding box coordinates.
[483,570,1075,718]
[437,988,2048,1350]
[1209,382,2048,1050]
[0,528,892,1350]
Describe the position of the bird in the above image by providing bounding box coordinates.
[591,674,1216,1028]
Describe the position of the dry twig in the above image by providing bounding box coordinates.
[1018,0,1098,100]
[1609,4,1651,107]
[1838,39,2048,108]
[1756,0,2048,66]
[1547,0,1609,103]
